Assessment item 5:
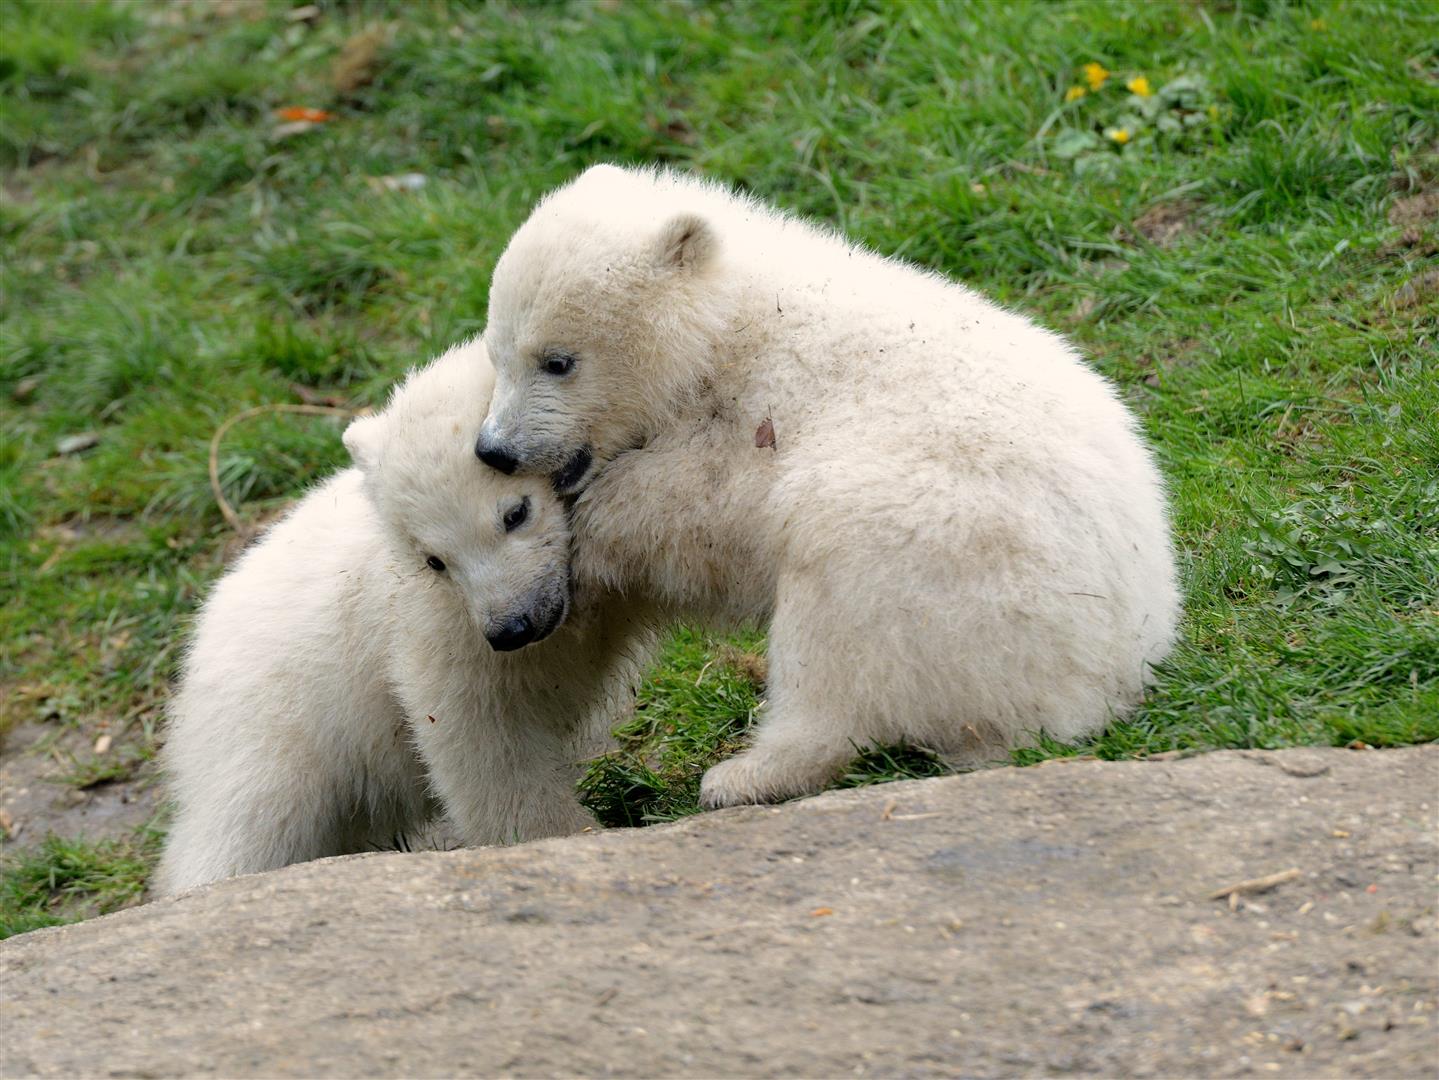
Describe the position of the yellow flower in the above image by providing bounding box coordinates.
[1309,18,1327,30]
[1082,62,1109,91]
[1105,127,1131,145]
[1065,85,1087,102]
[1126,76,1152,97]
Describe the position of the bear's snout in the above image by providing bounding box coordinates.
[486,613,537,652]
[475,434,520,475]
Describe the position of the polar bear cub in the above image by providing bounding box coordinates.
[157,337,653,894]
[477,164,1180,808]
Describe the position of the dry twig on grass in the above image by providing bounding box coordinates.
[209,403,358,537]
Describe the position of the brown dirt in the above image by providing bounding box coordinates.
[1391,268,1439,311]
[1387,189,1439,229]
[1133,200,1198,247]
[0,721,162,850]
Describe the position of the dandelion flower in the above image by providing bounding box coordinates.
[1065,85,1087,102]
[1105,127,1131,145]
[1082,62,1109,91]
[1126,76,1152,97]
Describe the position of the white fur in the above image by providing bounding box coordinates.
[157,338,656,894]
[481,164,1181,807]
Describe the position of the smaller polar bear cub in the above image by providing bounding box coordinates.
[157,338,652,895]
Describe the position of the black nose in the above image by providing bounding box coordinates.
[486,614,537,652]
[475,436,519,475]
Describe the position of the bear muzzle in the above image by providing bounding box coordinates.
[475,434,520,475]
[486,613,538,652]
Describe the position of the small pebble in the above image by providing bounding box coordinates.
[56,432,100,455]
[372,172,427,193]
[272,120,320,139]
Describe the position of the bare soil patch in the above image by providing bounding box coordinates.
[0,722,161,850]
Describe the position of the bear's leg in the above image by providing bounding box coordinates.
[407,687,596,847]
[698,669,866,806]
[699,589,867,808]
[699,725,859,808]
[159,757,428,894]
[160,780,351,894]
[157,698,427,894]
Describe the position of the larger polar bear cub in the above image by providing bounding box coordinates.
[478,164,1181,809]
[158,338,654,895]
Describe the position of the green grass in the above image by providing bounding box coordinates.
[2,0,1436,921]
[0,831,159,938]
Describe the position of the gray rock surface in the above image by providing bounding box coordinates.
[3,747,1437,1078]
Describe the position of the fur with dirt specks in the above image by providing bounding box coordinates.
[482,164,1181,807]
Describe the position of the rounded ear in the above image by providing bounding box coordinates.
[653,212,717,273]
[342,414,384,472]
[580,162,627,184]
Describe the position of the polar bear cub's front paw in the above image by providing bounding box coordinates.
[699,754,774,809]
[700,750,835,809]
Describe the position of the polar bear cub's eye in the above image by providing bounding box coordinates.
[425,555,446,573]
[502,497,531,533]
[540,351,576,377]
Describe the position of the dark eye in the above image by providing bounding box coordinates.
[425,555,446,572]
[541,352,576,377]
[503,498,530,533]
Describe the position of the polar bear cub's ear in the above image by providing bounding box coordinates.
[342,414,384,473]
[654,212,717,273]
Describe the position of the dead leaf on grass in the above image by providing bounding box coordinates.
[333,26,387,95]
[1132,201,1196,247]
[1391,268,1439,310]
[274,106,335,123]
[1387,189,1438,228]
[649,113,697,146]
[715,644,768,688]
[291,383,351,408]
[1070,294,1099,322]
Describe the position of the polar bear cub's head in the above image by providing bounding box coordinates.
[343,337,572,651]
[478,164,731,493]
